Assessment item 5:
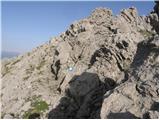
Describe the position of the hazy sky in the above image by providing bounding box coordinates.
[2,1,155,53]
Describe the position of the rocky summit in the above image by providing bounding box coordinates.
[1,2,159,119]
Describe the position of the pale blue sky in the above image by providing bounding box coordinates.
[2,1,155,53]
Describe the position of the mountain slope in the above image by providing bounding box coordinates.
[1,2,159,119]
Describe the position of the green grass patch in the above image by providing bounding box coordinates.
[23,96,49,119]
[32,100,49,112]
[23,109,34,119]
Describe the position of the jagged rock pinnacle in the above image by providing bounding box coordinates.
[1,3,159,119]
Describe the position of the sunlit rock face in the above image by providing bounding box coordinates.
[1,2,159,119]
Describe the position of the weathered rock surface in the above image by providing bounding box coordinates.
[1,1,159,119]
[100,35,159,119]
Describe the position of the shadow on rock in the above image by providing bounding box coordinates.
[48,72,116,119]
[107,112,140,119]
[131,36,158,69]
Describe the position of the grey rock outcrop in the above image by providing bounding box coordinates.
[100,35,159,119]
[1,2,159,119]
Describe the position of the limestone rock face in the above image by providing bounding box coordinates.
[100,35,159,119]
[1,3,159,119]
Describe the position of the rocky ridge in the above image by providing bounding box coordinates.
[1,2,159,119]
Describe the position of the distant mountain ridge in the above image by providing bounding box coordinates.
[1,51,20,59]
